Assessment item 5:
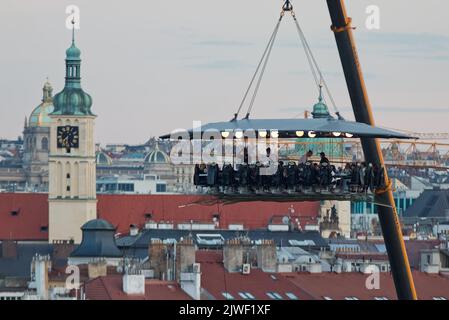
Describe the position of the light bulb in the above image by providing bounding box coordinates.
[221,131,230,138]
[296,131,305,137]
[332,132,341,137]
[308,131,317,138]
[258,130,267,138]
[271,130,279,138]
[345,133,354,138]
[235,131,243,139]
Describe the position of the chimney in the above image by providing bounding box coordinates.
[223,238,249,272]
[149,240,171,280]
[180,263,201,300]
[1,240,18,259]
[52,239,76,260]
[175,237,195,282]
[33,254,51,300]
[256,239,277,272]
[123,272,145,295]
[88,259,108,279]
[130,224,139,236]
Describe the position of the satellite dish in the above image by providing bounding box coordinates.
[282,216,290,225]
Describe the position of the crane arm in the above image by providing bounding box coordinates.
[326,0,417,300]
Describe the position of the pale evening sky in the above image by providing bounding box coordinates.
[0,0,448,144]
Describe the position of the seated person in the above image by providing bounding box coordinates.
[319,152,330,165]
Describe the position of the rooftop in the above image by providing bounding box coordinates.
[84,276,191,300]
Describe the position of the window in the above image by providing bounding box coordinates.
[41,137,48,151]
[238,292,255,300]
[66,186,71,192]
[40,225,48,232]
[156,184,166,193]
[118,183,134,192]
[374,297,388,300]
[433,297,447,300]
[222,292,234,300]
[66,173,70,179]
[266,292,283,300]
[344,297,359,300]
[10,210,19,216]
[286,292,299,300]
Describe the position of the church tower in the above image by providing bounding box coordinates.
[23,80,54,191]
[48,22,97,243]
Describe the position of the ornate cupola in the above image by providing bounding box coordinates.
[311,83,331,119]
[51,20,93,116]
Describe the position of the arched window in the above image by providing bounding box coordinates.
[41,137,48,151]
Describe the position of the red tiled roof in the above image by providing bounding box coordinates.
[283,271,449,300]
[0,193,319,241]
[197,250,449,300]
[84,275,191,300]
[197,250,315,300]
[0,193,49,241]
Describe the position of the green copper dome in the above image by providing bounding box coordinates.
[29,81,54,127]
[50,28,94,116]
[66,42,81,60]
[311,84,331,119]
[52,88,93,116]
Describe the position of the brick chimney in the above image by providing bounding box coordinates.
[175,237,195,282]
[52,239,76,260]
[223,238,251,272]
[149,240,172,280]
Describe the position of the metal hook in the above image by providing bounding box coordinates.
[282,0,293,12]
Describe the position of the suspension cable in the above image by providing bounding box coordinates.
[233,0,342,120]
[244,15,282,119]
[232,15,283,121]
[291,11,340,115]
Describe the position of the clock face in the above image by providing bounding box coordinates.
[57,126,79,151]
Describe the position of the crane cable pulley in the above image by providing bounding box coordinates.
[233,0,341,121]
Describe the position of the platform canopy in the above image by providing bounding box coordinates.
[160,118,416,140]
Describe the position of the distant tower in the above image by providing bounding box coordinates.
[311,83,331,119]
[22,80,54,191]
[48,21,97,243]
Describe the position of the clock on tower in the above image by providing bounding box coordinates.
[56,125,79,152]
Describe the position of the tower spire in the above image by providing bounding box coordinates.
[71,17,76,45]
[318,79,324,102]
[311,78,330,119]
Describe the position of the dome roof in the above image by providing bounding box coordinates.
[311,101,330,119]
[70,219,122,258]
[96,151,113,165]
[66,43,81,60]
[52,88,93,116]
[81,219,116,231]
[29,81,54,127]
[144,145,171,164]
[311,84,331,119]
[29,103,54,127]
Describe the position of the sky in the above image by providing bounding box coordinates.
[0,0,448,144]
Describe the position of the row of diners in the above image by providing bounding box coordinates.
[193,161,387,194]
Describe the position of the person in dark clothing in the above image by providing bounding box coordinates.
[319,152,330,165]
